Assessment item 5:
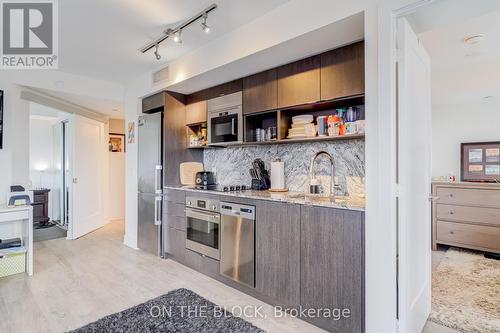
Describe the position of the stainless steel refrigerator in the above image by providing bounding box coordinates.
[137,112,163,256]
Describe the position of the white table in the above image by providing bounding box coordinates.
[0,205,33,276]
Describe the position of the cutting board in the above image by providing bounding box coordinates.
[179,162,203,186]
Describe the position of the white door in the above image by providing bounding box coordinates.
[70,115,105,239]
[397,18,432,333]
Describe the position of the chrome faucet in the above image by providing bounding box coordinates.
[309,151,336,196]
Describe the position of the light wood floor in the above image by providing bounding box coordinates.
[0,220,461,333]
[0,220,323,333]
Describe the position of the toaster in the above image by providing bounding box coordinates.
[195,171,216,186]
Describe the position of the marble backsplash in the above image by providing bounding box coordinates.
[203,140,365,196]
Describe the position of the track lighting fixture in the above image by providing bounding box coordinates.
[138,3,217,60]
[201,13,210,33]
[173,29,182,44]
[153,44,161,60]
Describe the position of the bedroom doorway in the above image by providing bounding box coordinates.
[397,1,500,332]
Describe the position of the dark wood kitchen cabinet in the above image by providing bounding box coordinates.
[164,92,203,186]
[164,227,186,262]
[187,79,243,104]
[300,206,364,333]
[242,69,277,115]
[164,188,186,260]
[277,55,321,108]
[255,201,300,308]
[185,100,207,125]
[321,41,365,100]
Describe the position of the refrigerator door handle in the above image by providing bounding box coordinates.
[155,165,163,194]
[154,195,162,226]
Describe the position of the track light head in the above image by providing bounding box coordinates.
[201,13,210,33]
[173,29,182,44]
[154,44,161,60]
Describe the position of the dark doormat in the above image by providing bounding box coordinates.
[68,288,265,333]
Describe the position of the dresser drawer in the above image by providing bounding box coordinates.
[436,187,500,208]
[437,221,500,252]
[437,204,500,227]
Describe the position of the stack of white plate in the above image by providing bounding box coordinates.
[288,115,314,139]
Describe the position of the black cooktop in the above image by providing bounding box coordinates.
[193,185,248,192]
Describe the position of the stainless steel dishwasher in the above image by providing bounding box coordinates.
[220,202,255,288]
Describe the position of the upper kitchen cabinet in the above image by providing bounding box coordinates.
[187,79,243,104]
[321,41,365,100]
[277,55,321,108]
[242,69,277,115]
[185,100,207,125]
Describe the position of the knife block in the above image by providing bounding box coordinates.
[251,179,269,191]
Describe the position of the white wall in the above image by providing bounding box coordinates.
[432,100,500,179]
[0,69,124,207]
[29,116,57,189]
[0,82,30,204]
[108,119,125,220]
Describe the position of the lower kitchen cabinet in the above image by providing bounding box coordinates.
[184,249,220,277]
[300,206,364,333]
[255,201,301,308]
[164,226,186,262]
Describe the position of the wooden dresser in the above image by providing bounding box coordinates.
[31,189,50,224]
[432,182,500,254]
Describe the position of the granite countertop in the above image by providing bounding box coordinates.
[165,186,365,212]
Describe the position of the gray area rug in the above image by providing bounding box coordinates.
[34,223,67,242]
[68,288,265,333]
[429,247,500,333]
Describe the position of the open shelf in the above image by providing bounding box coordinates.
[244,110,278,142]
[189,94,366,149]
[186,122,208,149]
[209,133,364,148]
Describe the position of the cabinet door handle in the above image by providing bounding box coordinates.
[449,210,454,215]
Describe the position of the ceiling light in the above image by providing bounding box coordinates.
[463,34,485,45]
[201,13,210,33]
[153,44,161,60]
[138,3,217,60]
[173,30,182,44]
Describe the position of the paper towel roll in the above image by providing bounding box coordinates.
[271,160,285,190]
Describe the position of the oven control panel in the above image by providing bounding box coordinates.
[186,196,219,212]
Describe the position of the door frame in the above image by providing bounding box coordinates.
[374,1,435,332]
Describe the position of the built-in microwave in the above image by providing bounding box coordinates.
[207,92,243,145]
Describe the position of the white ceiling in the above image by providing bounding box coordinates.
[58,0,290,84]
[406,0,500,106]
[31,87,125,119]
[168,12,364,94]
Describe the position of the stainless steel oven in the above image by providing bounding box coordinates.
[208,91,243,145]
[185,196,220,260]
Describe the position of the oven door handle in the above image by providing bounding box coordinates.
[186,209,220,224]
